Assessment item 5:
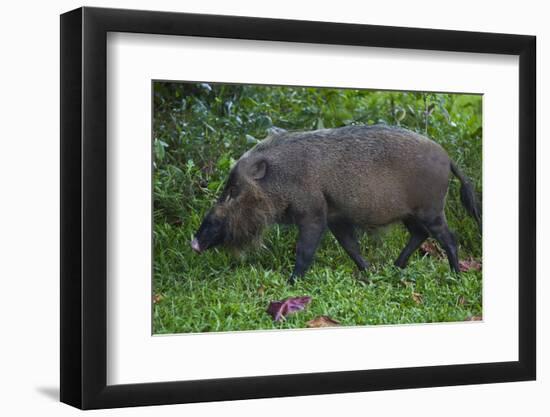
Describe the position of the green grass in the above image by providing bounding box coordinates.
[153,223,482,334]
[152,83,482,334]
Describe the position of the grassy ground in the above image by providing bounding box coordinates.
[152,83,482,334]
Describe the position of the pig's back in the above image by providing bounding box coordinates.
[256,125,452,226]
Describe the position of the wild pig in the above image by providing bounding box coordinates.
[191,125,481,284]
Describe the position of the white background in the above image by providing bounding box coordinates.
[0,0,546,416]
[108,33,519,384]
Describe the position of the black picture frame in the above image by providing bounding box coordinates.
[60,6,536,410]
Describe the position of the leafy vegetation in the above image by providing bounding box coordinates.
[153,82,482,334]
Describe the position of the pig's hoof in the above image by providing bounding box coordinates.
[394,260,406,269]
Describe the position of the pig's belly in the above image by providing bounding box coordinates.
[325,197,410,227]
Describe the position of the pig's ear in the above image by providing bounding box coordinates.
[249,159,267,180]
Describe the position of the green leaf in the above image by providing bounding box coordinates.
[246,134,259,144]
[207,180,221,191]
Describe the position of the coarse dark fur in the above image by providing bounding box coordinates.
[213,176,276,249]
[191,124,481,283]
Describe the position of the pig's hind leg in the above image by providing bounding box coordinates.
[394,217,429,268]
[329,221,369,271]
[422,213,460,273]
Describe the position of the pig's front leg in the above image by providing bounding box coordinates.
[288,219,326,284]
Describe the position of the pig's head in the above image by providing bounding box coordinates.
[190,208,227,253]
[191,157,276,253]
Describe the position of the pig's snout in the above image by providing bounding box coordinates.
[190,238,202,254]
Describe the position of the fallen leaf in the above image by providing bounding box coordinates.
[412,292,423,304]
[420,240,445,259]
[153,294,164,304]
[257,285,265,297]
[459,258,482,272]
[200,161,215,176]
[267,296,312,322]
[307,316,341,328]
[465,315,483,321]
[400,279,414,288]
[458,295,467,305]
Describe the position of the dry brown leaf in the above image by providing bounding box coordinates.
[412,292,423,304]
[169,217,183,226]
[153,294,164,304]
[200,161,215,176]
[459,258,482,272]
[257,285,265,297]
[400,279,414,288]
[420,240,445,259]
[465,315,483,321]
[306,316,341,328]
[458,295,467,305]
